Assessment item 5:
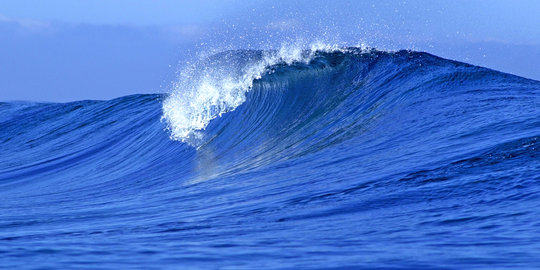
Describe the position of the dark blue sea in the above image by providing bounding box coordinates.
[1,48,539,269]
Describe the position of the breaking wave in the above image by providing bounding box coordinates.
[1,46,539,269]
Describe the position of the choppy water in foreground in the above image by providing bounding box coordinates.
[1,48,539,269]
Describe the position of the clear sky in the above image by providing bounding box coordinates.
[1,0,539,101]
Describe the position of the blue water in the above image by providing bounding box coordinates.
[1,48,539,269]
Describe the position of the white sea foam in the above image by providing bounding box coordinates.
[161,42,354,144]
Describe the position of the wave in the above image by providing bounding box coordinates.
[1,46,539,268]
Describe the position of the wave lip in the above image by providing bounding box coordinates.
[161,43,354,144]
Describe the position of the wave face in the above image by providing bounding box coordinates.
[1,48,540,269]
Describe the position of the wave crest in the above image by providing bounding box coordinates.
[161,43,354,144]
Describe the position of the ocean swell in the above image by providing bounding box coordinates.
[1,46,539,269]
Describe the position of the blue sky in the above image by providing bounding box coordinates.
[1,0,539,101]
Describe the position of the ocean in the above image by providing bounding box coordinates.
[1,47,539,269]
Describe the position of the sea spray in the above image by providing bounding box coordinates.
[161,42,354,144]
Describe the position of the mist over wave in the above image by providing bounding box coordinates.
[1,45,539,269]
